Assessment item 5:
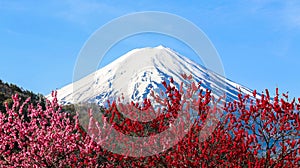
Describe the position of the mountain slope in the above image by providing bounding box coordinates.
[0,80,45,112]
[50,46,253,105]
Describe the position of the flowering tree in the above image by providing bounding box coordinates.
[0,92,106,167]
[224,89,300,167]
[0,76,299,167]
[86,76,300,167]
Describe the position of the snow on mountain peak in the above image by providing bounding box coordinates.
[49,46,253,106]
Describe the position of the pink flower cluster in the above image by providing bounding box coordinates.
[0,76,299,167]
[0,92,106,167]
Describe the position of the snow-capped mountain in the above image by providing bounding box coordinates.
[48,45,253,105]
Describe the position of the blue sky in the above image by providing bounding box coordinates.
[0,0,299,98]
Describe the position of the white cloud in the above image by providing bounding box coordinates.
[55,0,123,26]
[244,0,300,30]
[0,1,28,11]
[284,1,300,29]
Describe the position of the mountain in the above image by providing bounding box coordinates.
[0,80,46,112]
[49,45,254,106]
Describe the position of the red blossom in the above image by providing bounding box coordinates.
[0,76,299,167]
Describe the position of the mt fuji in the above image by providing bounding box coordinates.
[49,46,254,105]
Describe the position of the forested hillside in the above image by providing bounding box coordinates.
[0,79,45,112]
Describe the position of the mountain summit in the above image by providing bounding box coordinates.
[50,46,253,105]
